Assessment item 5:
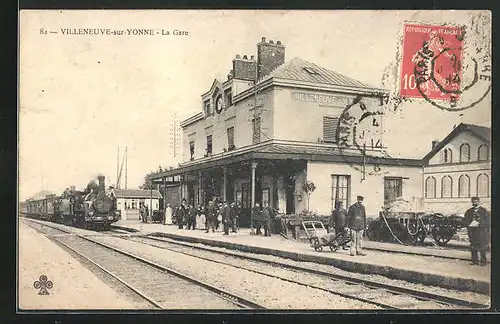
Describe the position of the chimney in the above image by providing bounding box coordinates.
[257,37,285,80]
[232,54,257,81]
[432,140,440,149]
[97,175,105,193]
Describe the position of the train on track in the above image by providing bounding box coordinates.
[20,175,121,230]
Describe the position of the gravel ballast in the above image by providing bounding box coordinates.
[90,235,381,309]
[141,236,491,307]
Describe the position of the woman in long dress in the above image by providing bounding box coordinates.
[196,204,205,230]
[164,204,173,225]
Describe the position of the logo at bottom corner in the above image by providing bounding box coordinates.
[33,275,53,295]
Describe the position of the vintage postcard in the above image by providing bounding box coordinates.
[19,10,491,311]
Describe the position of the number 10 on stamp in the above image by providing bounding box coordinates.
[400,23,463,101]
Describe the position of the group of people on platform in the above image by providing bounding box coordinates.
[148,193,490,265]
[328,195,367,257]
[250,202,276,236]
[163,198,242,235]
[328,195,491,264]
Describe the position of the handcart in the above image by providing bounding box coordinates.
[302,221,351,252]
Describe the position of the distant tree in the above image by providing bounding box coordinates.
[139,165,166,190]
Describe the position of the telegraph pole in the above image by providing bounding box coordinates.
[116,146,120,188]
[125,146,128,190]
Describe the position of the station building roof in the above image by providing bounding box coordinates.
[149,140,422,181]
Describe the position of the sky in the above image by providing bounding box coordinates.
[19,10,491,200]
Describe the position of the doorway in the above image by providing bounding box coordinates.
[285,177,295,215]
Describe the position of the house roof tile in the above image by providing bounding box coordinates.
[260,57,376,89]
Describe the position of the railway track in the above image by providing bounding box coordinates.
[23,220,266,309]
[23,219,489,309]
[127,234,489,310]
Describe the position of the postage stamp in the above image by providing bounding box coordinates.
[401,24,464,102]
[399,16,491,111]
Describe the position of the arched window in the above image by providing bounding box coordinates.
[425,176,436,198]
[441,176,453,198]
[477,173,489,197]
[478,145,489,161]
[458,175,470,198]
[443,148,453,163]
[460,143,470,162]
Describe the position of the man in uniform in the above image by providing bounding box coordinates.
[177,199,187,229]
[221,201,232,235]
[144,205,149,223]
[463,197,490,266]
[230,202,239,233]
[251,203,263,235]
[262,202,273,237]
[139,204,146,223]
[347,196,367,256]
[332,200,349,250]
[205,201,216,233]
[187,203,197,230]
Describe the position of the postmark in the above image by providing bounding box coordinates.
[400,18,491,111]
[336,95,390,177]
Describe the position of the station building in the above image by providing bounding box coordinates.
[111,188,162,220]
[150,37,423,226]
[423,123,491,214]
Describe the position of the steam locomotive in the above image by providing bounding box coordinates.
[21,175,121,231]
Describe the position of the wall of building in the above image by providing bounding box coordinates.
[116,197,160,220]
[182,88,274,162]
[272,87,385,145]
[423,161,491,214]
[306,161,423,218]
[428,131,490,165]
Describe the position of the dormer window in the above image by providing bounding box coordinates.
[304,67,320,75]
[225,89,232,107]
[204,100,211,116]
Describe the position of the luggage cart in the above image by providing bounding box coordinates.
[302,221,351,252]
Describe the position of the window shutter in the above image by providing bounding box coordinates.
[252,117,261,144]
[323,117,339,142]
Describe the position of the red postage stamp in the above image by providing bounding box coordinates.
[400,23,464,103]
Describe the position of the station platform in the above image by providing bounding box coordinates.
[113,220,490,294]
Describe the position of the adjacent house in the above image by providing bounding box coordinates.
[111,188,163,220]
[423,123,491,214]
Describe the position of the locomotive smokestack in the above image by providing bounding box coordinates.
[97,175,105,192]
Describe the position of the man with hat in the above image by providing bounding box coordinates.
[463,197,490,266]
[331,200,349,250]
[205,200,216,233]
[221,201,232,235]
[347,196,367,256]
